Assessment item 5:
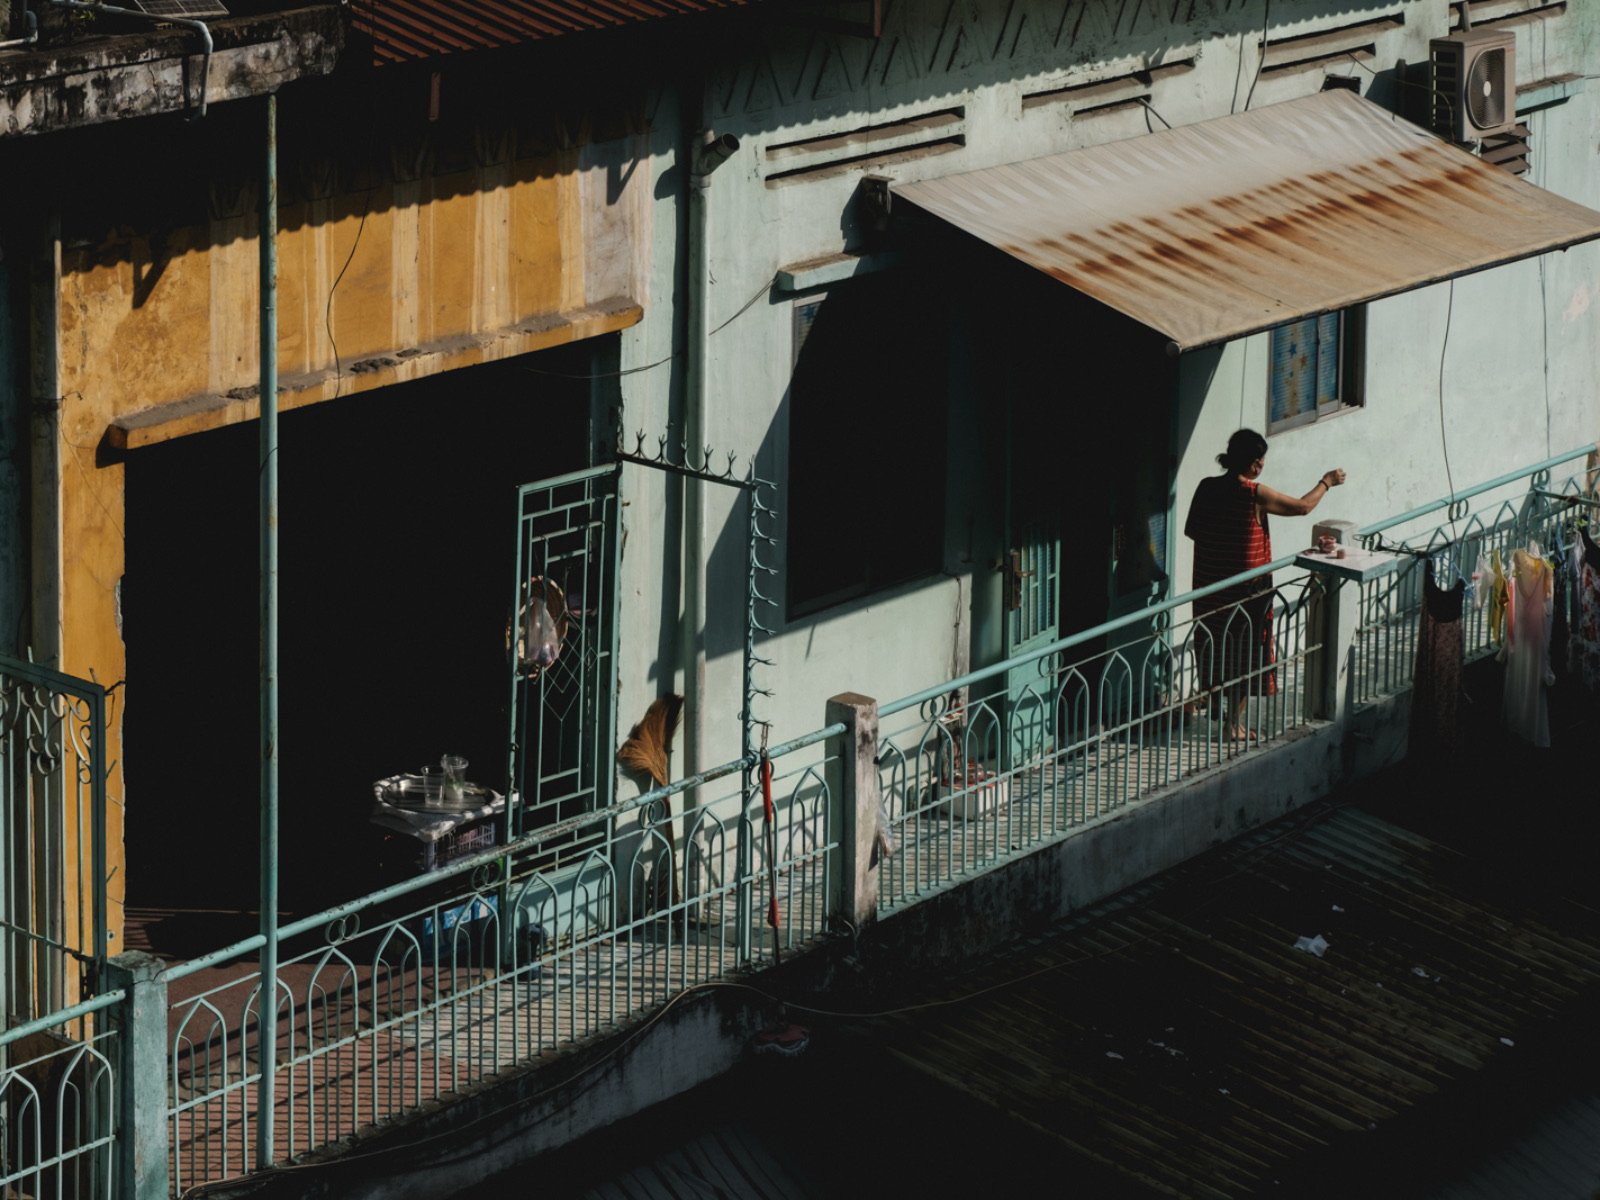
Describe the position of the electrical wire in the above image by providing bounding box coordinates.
[1340,50,1443,97]
[1229,26,1249,114]
[1438,278,1459,540]
[521,273,779,381]
[323,204,371,405]
[1539,255,1552,459]
[1242,0,1270,112]
[323,94,382,405]
[1141,97,1173,130]
[1537,122,1553,458]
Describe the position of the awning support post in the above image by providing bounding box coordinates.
[257,89,280,1171]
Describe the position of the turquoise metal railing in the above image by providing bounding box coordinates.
[0,653,110,1022]
[161,728,838,1195]
[0,991,123,1200]
[11,451,1592,1198]
[875,563,1326,912]
[1352,446,1597,705]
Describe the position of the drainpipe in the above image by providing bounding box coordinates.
[256,90,279,1170]
[680,101,739,947]
[49,0,213,119]
[680,100,739,793]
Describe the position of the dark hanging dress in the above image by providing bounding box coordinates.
[1409,566,1465,757]
[1185,474,1277,708]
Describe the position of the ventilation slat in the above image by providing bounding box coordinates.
[765,137,964,186]
[1259,12,1402,74]
[1452,0,1566,30]
[762,107,967,185]
[766,109,963,162]
[1022,59,1195,112]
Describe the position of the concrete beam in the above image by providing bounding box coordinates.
[0,5,341,137]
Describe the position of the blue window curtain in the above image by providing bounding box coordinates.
[1269,312,1342,425]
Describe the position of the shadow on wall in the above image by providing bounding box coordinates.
[699,0,1413,139]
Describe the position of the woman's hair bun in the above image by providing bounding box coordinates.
[1219,428,1268,474]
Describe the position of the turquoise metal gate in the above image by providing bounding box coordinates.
[507,464,624,845]
[504,439,777,956]
[0,654,109,1021]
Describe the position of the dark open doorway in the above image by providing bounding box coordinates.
[123,343,595,916]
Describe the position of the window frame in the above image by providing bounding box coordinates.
[1266,305,1366,434]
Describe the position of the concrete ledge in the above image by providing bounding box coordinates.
[775,249,900,292]
[107,299,643,450]
[864,721,1346,970]
[0,6,341,137]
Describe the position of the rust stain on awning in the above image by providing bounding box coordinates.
[898,90,1600,352]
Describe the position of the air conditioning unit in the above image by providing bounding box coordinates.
[1430,28,1517,142]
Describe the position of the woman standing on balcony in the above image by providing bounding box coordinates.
[1185,429,1345,740]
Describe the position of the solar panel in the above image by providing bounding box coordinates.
[125,0,231,20]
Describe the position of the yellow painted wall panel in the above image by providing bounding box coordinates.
[422,174,483,345]
[509,159,568,320]
[324,200,398,367]
[56,412,126,960]
[56,143,646,430]
[61,236,214,421]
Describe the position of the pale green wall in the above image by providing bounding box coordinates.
[613,0,1600,788]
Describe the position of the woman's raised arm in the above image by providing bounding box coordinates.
[1257,469,1345,517]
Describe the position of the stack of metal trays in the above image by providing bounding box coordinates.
[371,774,504,843]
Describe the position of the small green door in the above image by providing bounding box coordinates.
[1001,403,1061,769]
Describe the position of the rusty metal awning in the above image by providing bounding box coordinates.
[896,89,1600,352]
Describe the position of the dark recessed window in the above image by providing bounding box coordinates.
[1267,306,1366,433]
[786,271,947,617]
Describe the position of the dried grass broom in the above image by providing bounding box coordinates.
[618,694,686,908]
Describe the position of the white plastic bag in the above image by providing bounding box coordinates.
[523,596,561,672]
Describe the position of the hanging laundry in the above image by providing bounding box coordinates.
[1471,552,1491,610]
[1547,535,1569,675]
[1569,528,1600,696]
[1409,566,1465,757]
[1485,549,1509,645]
[1499,548,1555,747]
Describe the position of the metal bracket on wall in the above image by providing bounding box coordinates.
[612,423,780,767]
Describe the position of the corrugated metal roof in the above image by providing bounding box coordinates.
[350,0,753,64]
[897,89,1600,352]
[870,804,1600,1196]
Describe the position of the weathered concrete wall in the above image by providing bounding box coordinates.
[0,7,343,137]
[34,82,653,934]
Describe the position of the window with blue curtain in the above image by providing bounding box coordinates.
[1268,310,1357,431]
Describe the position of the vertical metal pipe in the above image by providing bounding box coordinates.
[256,90,280,1170]
[90,687,106,973]
[735,486,755,963]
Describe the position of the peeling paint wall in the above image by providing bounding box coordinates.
[35,76,654,923]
